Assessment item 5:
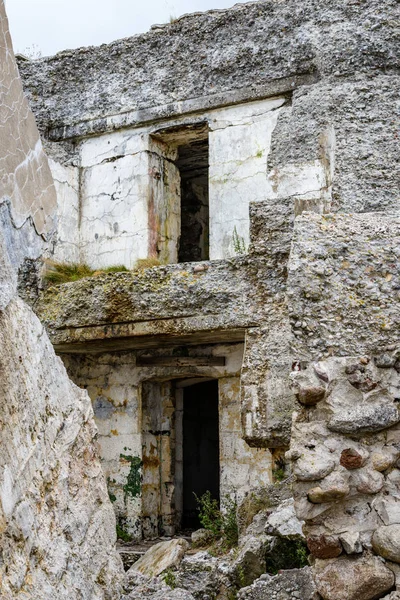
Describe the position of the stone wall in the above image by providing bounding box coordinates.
[37,198,297,448]
[287,213,400,599]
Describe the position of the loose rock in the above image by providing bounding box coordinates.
[129,539,189,578]
[314,555,395,600]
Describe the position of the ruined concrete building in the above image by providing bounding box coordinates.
[1,0,400,598]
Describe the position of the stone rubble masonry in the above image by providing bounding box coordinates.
[289,356,400,599]
[0,2,124,597]
[287,214,400,596]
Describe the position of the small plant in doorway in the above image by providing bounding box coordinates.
[194,491,223,539]
[194,491,239,551]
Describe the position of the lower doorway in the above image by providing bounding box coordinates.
[182,379,220,529]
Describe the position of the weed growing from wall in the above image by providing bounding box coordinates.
[232,226,247,255]
[43,260,128,284]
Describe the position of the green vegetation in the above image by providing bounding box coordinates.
[272,455,287,482]
[265,538,309,574]
[194,491,239,550]
[116,523,133,542]
[195,491,223,537]
[162,569,177,589]
[133,257,162,270]
[236,565,246,588]
[107,476,117,503]
[120,454,142,500]
[272,466,286,482]
[43,260,128,284]
[232,226,247,255]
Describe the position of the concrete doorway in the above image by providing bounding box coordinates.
[181,379,220,529]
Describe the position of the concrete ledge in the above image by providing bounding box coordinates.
[48,74,317,141]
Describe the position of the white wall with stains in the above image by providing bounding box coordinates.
[49,96,331,268]
[62,343,272,540]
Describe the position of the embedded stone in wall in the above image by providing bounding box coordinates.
[289,355,400,599]
[314,555,395,600]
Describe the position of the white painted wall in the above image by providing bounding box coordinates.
[80,153,149,269]
[208,98,284,259]
[49,159,80,264]
[51,97,331,267]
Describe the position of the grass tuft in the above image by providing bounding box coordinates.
[43,261,128,284]
[133,257,162,270]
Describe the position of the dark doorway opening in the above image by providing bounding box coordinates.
[182,379,220,529]
[176,127,209,263]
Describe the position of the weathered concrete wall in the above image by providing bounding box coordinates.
[62,343,272,540]
[37,197,297,448]
[287,213,400,599]
[0,3,124,597]
[17,0,399,269]
[17,0,398,141]
[45,95,328,267]
[288,213,400,360]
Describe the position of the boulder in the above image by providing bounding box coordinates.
[372,525,400,564]
[129,539,189,577]
[191,528,213,547]
[174,551,232,600]
[233,535,270,587]
[123,571,195,600]
[238,567,320,600]
[0,296,124,599]
[314,555,395,600]
[265,498,304,540]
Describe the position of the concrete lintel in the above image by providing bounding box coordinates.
[53,317,251,354]
[48,73,318,141]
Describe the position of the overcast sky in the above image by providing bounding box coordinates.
[6,0,243,57]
